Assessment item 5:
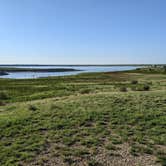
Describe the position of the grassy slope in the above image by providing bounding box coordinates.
[0,68,166,166]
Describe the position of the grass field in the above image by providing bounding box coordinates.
[0,67,166,166]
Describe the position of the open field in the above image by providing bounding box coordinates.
[0,67,166,166]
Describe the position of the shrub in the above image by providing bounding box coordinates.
[119,87,127,92]
[80,89,91,94]
[143,85,150,91]
[28,105,38,111]
[133,85,150,91]
[131,80,138,84]
[0,91,9,100]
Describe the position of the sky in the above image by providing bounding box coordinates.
[0,0,166,64]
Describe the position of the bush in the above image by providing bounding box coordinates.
[28,105,38,111]
[0,91,9,100]
[131,85,150,91]
[131,80,138,84]
[119,87,127,92]
[143,85,150,91]
[80,89,91,94]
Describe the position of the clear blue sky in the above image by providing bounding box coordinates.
[0,0,166,64]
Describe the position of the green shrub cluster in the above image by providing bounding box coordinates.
[0,91,9,100]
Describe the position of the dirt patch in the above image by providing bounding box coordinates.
[24,142,159,166]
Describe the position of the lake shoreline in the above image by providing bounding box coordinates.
[0,68,81,76]
[0,66,139,79]
[0,71,8,76]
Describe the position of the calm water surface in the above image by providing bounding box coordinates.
[0,65,138,79]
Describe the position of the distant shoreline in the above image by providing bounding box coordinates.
[0,71,8,76]
[0,68,80,76]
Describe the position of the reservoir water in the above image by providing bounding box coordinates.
[0,65,138,79]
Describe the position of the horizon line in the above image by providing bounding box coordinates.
[0,64,166,66]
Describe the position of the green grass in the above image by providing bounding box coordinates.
[0,67,166,165]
